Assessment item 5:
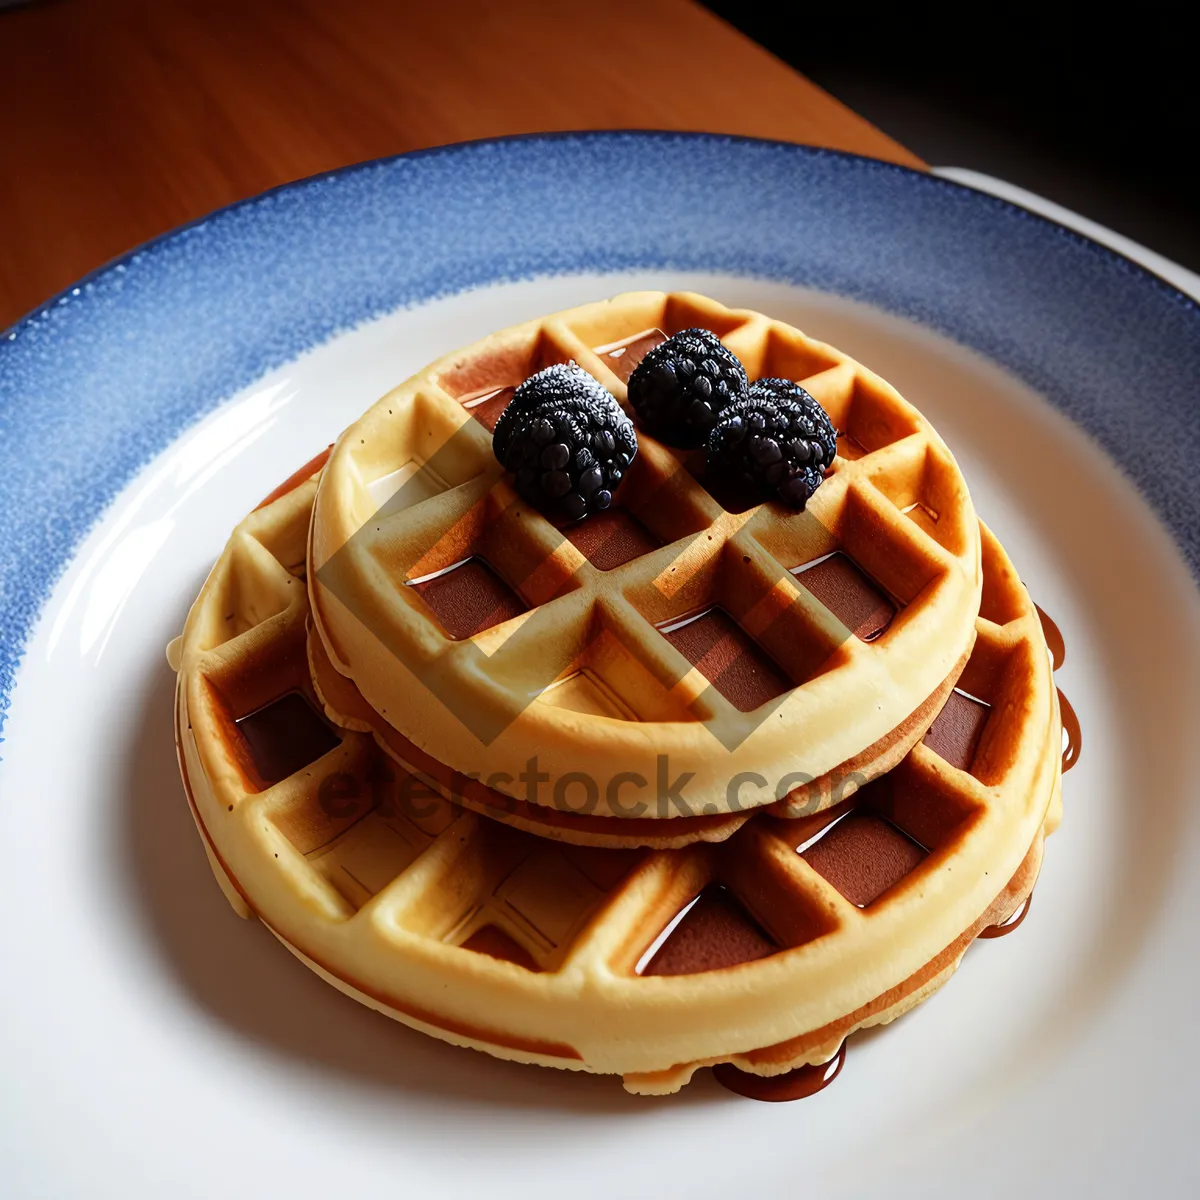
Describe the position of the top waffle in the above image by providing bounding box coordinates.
[309,293,982,818]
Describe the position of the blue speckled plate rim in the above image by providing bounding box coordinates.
[1,131,1198,747]
[9,134,1200,335]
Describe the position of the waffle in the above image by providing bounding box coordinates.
[173,467,1060,1092]
[308,293,983,819]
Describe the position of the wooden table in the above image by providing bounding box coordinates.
[0,0,922,330]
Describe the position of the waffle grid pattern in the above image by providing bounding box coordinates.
[308,293,982,816]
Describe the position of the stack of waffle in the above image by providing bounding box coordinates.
[170,293,1068,1098]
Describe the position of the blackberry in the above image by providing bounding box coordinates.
[492,364,637,520]
[493,364,591,459]
[626,328,748,447]
[705,379,837,510]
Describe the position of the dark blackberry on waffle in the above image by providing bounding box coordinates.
[493,364,637,520]
[626,328,748,446]
[706,378,837,509]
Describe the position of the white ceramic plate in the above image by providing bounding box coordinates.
[2,138,1198,1197]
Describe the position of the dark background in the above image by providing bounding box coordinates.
[705,2,1199,272]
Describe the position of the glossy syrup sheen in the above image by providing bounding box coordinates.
[714,1043,847,1102]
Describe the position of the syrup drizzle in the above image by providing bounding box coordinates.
[713,1042,847,1102]
[977,892,1033,939]
[1035,603,1079,773]
[1058,687,1081,773]
[1035,602,1066,671]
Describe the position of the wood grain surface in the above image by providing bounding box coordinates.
[0,0,923,329]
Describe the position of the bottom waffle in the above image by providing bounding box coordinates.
[172,469,1063,1094]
